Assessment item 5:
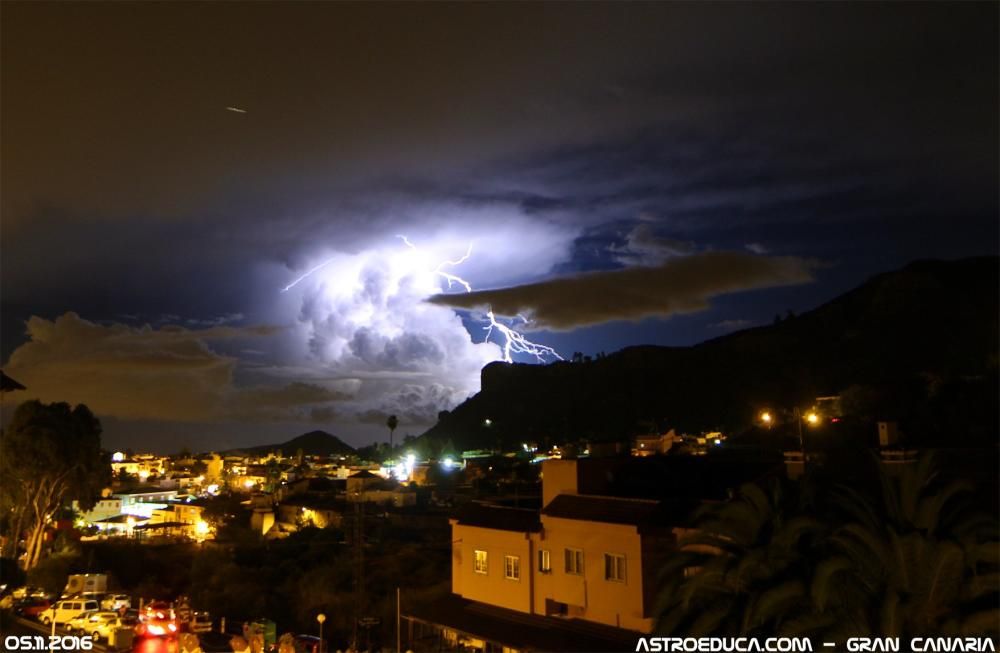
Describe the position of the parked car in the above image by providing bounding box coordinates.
[100,594,131,611]
[75,611,137,642]
[189,611,212,634]
[13,597,51,618]
[294,635,321,653]
[65,610,101,632]
[12,586,51,600]
[39,599,100,625]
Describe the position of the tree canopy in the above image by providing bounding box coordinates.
[0,400,109,568]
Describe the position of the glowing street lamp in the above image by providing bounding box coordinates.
[762,407,821,469]
[316,613,326,653]
[794,408,821,466]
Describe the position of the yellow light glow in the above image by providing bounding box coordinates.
[138,470,150,480]
[244,479,255,489]
[760,411,772,423]
[126,516,136,528]
[195,520,210,535]
[806,412,819,424]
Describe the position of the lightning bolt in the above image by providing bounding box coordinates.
[483,310,563,363]
[433,244,473,293]
[281,258,336,293]
[402,236,561,363]
[281,235,562,363]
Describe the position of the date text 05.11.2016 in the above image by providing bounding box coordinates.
[4,635,95,651]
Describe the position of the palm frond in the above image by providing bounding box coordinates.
[811,556,853,610]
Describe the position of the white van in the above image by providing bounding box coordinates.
[39,598,101,625]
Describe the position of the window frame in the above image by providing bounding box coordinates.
[504,554,521,581]
[473,549,488,575]
[604,552,626,582]
[538,549,551,573]
[564,547,584,575]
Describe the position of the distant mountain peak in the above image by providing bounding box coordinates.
[233,430,355,456]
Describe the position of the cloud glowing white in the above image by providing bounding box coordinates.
[284,235,562,366]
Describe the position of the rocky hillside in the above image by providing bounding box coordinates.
[420,257,998,452]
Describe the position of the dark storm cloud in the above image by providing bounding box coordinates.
[429,252,816,330]
[2,1,996,448]
[3,313,342,422]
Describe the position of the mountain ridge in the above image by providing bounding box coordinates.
[419,256,998,452]
[228,430,356,457]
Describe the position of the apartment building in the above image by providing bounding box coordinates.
[402,458,691,652]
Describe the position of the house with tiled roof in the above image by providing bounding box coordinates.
[403,454,781,651]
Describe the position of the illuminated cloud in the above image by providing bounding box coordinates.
[610,223,696,266]
[429,252,817,330]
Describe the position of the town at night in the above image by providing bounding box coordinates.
[1,2,997,653]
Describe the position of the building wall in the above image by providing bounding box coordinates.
[540,460,579,508]
[174,504,204,525]
[76,498,122,524]
[532,515,651,633]
[451,522,533,614]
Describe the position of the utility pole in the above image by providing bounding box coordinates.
[352,489,365,651]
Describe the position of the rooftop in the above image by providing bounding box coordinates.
[451,501,541,533]
[113,487,178,496]
[542,494,696,530]
[404,594,640,652]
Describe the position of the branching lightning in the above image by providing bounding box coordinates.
[483,310,563,363]
[282,235,562,363]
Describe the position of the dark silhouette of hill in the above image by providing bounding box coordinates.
[420,257,998,452]
[233,430,356,456]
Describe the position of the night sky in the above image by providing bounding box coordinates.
[2,2,997,452]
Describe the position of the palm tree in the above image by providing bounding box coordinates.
[823,453,999,637]
[655,478,832,636]
[386,415,399,454]
[655,454,999,639]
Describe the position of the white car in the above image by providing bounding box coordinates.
[75,611,137,642]
[101,594,131,611]
[189,611,212,633]
[39,599,100,625]
[65,610,101,632]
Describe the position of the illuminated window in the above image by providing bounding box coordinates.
[564,547,584,575]
[538,549,551,572]
[604,553,626,582]
[504,555,520,580]
[474,550,488,574]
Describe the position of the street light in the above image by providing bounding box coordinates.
[316,613,326,653]
[760,407,820,467]
[793,407,821,466]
